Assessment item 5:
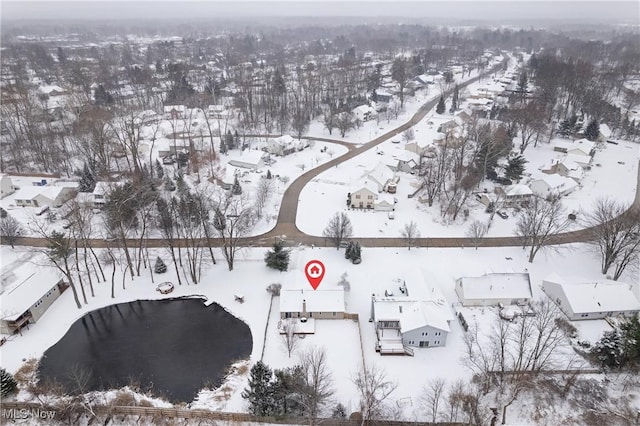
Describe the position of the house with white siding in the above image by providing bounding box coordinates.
[228,150,266,171]
[279,289,345,320]
[372,296,453,350]
[348,180,378,209]
[529,174,578,198]
[542,273,640,321]
[14,186,76,208]
[0,262,67,335]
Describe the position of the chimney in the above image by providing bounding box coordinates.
[302,299,307,315]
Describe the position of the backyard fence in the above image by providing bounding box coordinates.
[0,401,467,425]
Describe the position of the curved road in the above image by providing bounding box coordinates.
[3,59,639,249]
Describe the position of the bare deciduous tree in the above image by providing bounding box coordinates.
[323,212,353,249]
[466,220,488,249]
[254,177,274,219]
[281,318,300,358]
[421,378,446,423]
[464,299,568,424]
[515,196,569,263]
[585,198,640,280]
[296,346,335,424]
[213,193,255,271]
[400,221,420,250]
[0,214,23,248]
[352,363,397,424]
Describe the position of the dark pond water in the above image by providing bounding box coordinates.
[38,298,252,402]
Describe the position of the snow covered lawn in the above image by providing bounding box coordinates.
[2,239,635,422]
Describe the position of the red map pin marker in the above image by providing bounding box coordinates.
[305,260,325,290]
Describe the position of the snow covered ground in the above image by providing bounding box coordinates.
[2,240,636,422]
[296,134,639,238]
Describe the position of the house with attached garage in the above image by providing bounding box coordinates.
[366,162,398,193]
[266,135,306,156]
[405,139,433,157]
[390,150,420,174]
[279,289,345,320]
[556,158,585,182]
[495,184,534,207]
[0,262,68,335]
[14,185,76,208]
[528,173,578,198]
[455,272,533,307]
[228,150,266,171]
[541,273,640,321]
[348,180,378,209]
[553,139,596,158]
[352,104,377,123]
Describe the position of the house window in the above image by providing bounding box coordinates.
[332,312,336,316]
[355,194,361,199]
[367,195,373,200]
[419,341,429,347]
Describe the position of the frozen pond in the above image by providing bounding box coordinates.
[38,298,252,402]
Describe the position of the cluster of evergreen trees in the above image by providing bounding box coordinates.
[344,241,362,264]
[241,361,307,418]
[1,368,17,397]
[591,314,640,370]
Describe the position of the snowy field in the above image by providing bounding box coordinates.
[2,240,636,422]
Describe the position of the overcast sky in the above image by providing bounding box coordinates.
[2,1,639,23]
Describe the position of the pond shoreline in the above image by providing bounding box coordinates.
[37,297,253,403]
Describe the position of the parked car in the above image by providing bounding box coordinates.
[162,156,175,165]
[496,211,509,219]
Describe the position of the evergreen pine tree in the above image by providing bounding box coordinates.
[0,367,17,397]
[213,208,226,231]
[592,330,624,369]
[265,240,291,272]
[585,119,600,141]
[449,85,459,113]
[242,361,276,416]
[78,163,96,192]
[226,130,235,151]
[155,159,164,180]
[352,242,362,264]
[154,257,167,274]
[266,170,272,179]
[344,241,354,260]
[332,403,347,418]
[235,130,241,149]
[436,96,446,114]
[232,176,242,195]
[504,155,528,181]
